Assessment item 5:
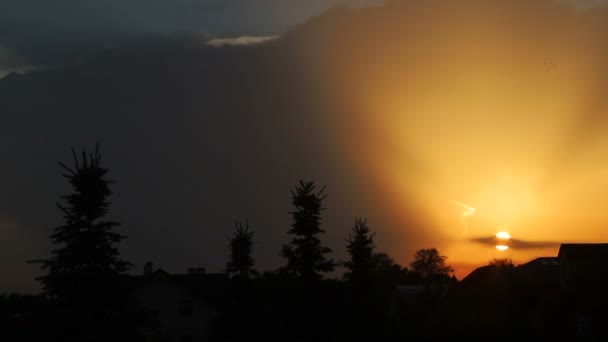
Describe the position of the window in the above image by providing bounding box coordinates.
[179,299,194,316]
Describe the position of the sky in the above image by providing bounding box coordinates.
[3,0,608,293]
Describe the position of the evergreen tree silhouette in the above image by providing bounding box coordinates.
[226,220,258,280]
[343,218,376,284]
[281,180,335,281]
[343,218,378,339]
[38,143,135,341]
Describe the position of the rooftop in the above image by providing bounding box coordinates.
[558,243,608,260]
[523,257,559,267]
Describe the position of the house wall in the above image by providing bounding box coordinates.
[133,277,217,342]
[559,255,572,289]
[560,253,608,290]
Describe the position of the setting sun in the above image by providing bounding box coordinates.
[329,0,608,273]
[496,245,509,252]
[496,232,511,240]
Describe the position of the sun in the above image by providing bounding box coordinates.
[495,231,511,251]
[496,231,511,239]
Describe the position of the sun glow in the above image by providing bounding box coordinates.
[320,0,608,274]
[496,232,511,240]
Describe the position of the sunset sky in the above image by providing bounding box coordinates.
[2,0,608,292]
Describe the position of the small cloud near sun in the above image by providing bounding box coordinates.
[207,36,280,48]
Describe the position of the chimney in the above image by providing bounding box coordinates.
[188,266,206,275]
[144,262,154,275]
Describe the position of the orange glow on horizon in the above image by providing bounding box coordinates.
[307,0,608,274]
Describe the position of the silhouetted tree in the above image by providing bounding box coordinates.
[372,253,411,280]
[0,293,49,342]
[281,180,335,281]
[373,252,400,272]
[344,218,376,284]
[215,220,259,341]
[226,220,258,280]
[342,218,378,337]
[488,258,515,271]
[410,248,453,281]
[38,144,137,341]
[367,252,422,293]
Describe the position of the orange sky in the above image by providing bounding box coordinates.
[297,0,608,275]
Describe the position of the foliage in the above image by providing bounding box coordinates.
[226,220,258,279]
[373,253,406,276]
[370,252,420,287]
[38,144,139,341]
[344,218,376,283]
[281,180,335,281]
[410,248,453,280]
[488,258,515,271]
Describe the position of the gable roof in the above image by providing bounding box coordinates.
[558,243,608,260]
[459,265,493,285]
[522,257,559,267]
[517,257,560,288]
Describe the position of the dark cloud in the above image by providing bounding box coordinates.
[0,45,36,78]
[0,0,383,84]
[472,236,561,249]
[0,0,382,35]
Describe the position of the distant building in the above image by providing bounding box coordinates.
[129,266,228,342]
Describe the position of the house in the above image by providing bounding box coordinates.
[434,257,565,339]
[129,265,229,342]
[513,257,562,338]
[389,284,449,315]
[517,257,560,289]
[557,244,608,339]
[558,243,608,290]
[387,283,450,340]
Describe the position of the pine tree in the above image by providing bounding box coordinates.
[281,180,335,281]
[226,220,258,280]
[39,144,133,341]
[343,218,376,284]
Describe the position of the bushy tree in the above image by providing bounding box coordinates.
[344,218,376,284]
[281,181,335,281]
[410,248,453,280]
[226,220,258,279]
[38,144,136,341]
[488,258,515,271]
